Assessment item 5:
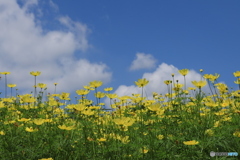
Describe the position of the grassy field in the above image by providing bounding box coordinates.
[0,70,239,159]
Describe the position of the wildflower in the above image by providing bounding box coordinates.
[89,80,103,88]
[179,69,189,76]
[73,104,86,111]
[183,140,199,145]
[94,92,105,98]
[205,129,214,136]
[0,131,5,135]
[188,87,196,90]
[119,136,130,144]
[18,118,31,122]
[104,87,113,92]
[97,138,107,142]
[233,71,240,77]
[0,72,10,75]
[59,92,70,100]
[157,135,164,140]
[113,117,135,127]
[106,93,118,99]
[76,89,90,95]
[148,103,161,112]
[83,85,95,90]
[234,78,240,84]
[140,147,149,154]
[25,127,38,132]
[22,96,36,103]
[164,80,172,85]
[38,158,53,160]
[7,84,16,88]
[38,83,47,89]
[233,131,240,137]
[82,109,95,116]
[135,78,149,88]
[191,80,207,88]
[213,121,220,127]
[58,124,75,130]
[200,69,203,72]
[30,71,41,76]
[33,118,45,125]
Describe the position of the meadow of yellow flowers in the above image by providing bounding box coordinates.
[0,70,239,159]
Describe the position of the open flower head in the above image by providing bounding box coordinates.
[104,87,113,92]
[25,127,38,132]
[76,89,90,95]
[7,84,16,88]
[135,78,149,88]
[179,69,189,76]
[38,83,47,89]
[233,71,240,77]
[192,80,207,88]
[89,80,103,88]
[30,71,41,76]
[0,72,10,75]
[183,140,199,145]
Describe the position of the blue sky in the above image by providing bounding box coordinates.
[0,0,239,106]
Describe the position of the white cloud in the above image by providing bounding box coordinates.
[104,63,211,108]
[0,0,111,96]
[129,52,157,71]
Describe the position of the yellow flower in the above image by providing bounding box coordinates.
[213,121,220,127]
[118,136,130,144]
[157,135,164,140]
[233,71,240,77]
[54,83,58,86]
[58,124,75,130]
[30,71,41,76]
[73,104,86,111]
[135,78,149,88]
[59,92,70,100]
[18,118,31,122]
[164,80,172,85]
[205,129,214,136]
[174,83,184,89]
[104,87,113,91]
[140,147,149,154]
[38,158,53,160]
[83,85,95,90]
[76,89,90,95]
[97,138,107,142]
[82,109,95,116]
[113,117,135,127]
[0,131,5,135]
[183,140,199,145]
[22,96,36,103]
[233,131,240,137]
[89,80,103,88]
[188,87,196,90]
[38,83,47,89]
[7,84,16,88]
[106,93,118,99]
[25,127,38,132]
[234,78,240,84]
[191,80,207,88]
[33,118,45,125]
[94,92,105,98]
[0,72,10,75]
[148,103,161,112]
[200,69,203,72]
[178,69,189,76]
